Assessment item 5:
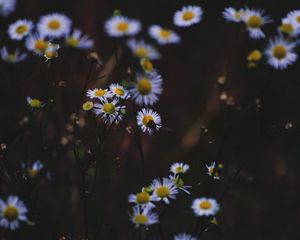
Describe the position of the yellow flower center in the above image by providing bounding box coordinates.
[141,59,153,72]
[82,101,93,111]
[137,78,152,95]
[102,103,116,114]
[48,20,61,30]
[175,166,184,173]
[160,29,171,39]
[117,22,129,32]
[182,11,195,21]
[297,16,300,23]
[45,50,57,59]
[114,88,125,96]
[136,192,150,204]
[7,54,17,63]
[16,24,28,34]
[135,47,149,58]
[35,40,48,52]
[280,24,294,34]
[199,201,212,210]
[3,205,19,221]
[134,214,148,225]
[95,89,107,97]
[67,37,80,47]
[142,115,154,126]
[247,50,262,62]
[30,99,42,108]
[156,186,170,198]
[247,15,262,28]
[273,45,287,59]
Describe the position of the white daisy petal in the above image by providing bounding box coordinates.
[148,25,180,45]
[173,5,203,27]
[8,19,33,40]
[105,15,141,37]
[191,197,220,217]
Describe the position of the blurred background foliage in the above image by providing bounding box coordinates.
[1,0,300,239]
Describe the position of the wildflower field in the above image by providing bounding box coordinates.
[1,0,300,239]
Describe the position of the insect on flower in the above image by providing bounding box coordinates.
[136,108,162,134]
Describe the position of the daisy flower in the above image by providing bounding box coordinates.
[0,47,27,63]
[109,83,130,99]
[66,29,94,49]
[151,177,178,204]
[170,162,190,175]
[26,97,44,108]
[25,34,50,55]
[44,43,60,61]
[0,0,16,16]
[287,10,300,28]
[242,8,272,39]
[265,37,297,70]
[8,19,33,40]
[191,197,220,217]
[222,7,245,23]
[28,161,44,178]
[86,88,112,100]
[140,58,155,73]
[169,175,192,195]
[128,189,156,209]
[0,196,28,231]
[206,162,220,179]
[37,13,72,38]
[130,72,163,106]
[148,25,180,45]
[93,98,125,124]
[130,205,159,227]
[136,108,161,134]
[279,17,299,37]
[173,5,203,27]
[174,233,197,240]
[127,39,160,60]
[104,15,141,37]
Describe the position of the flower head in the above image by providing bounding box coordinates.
[0,47,27,63]
[44,43,60,61]
[0,196,28,231]
[242,8,272,39]
[173,5,203,27]
[130,205,159,227]
[25,34,50,55]
[137,108,161,134]
[37,13,72,38]
[148,25,180,45]
[86,88,112,100]
[191,197,219,217]
[8,19,33,40]
[265,37,297,70]
[128,189,155,209]
[130,72,163,106]
[170,162,190,175]
[93,98,125,124]
[151,177,178,204]
[105,15,141,37]
[127,39,160,60]
[28,161,44,178]
[206,162,220,179]
[66,29,94,49]
[222,7,245,23]
[82,101,94,111]
[26,97,44,108]
[109,83,130,99]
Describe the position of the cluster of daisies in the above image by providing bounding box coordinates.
[1,9,94,63]
[223,7,299,70]
[128,162,220,239]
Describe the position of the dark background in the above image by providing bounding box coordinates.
[1,0,300,239]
